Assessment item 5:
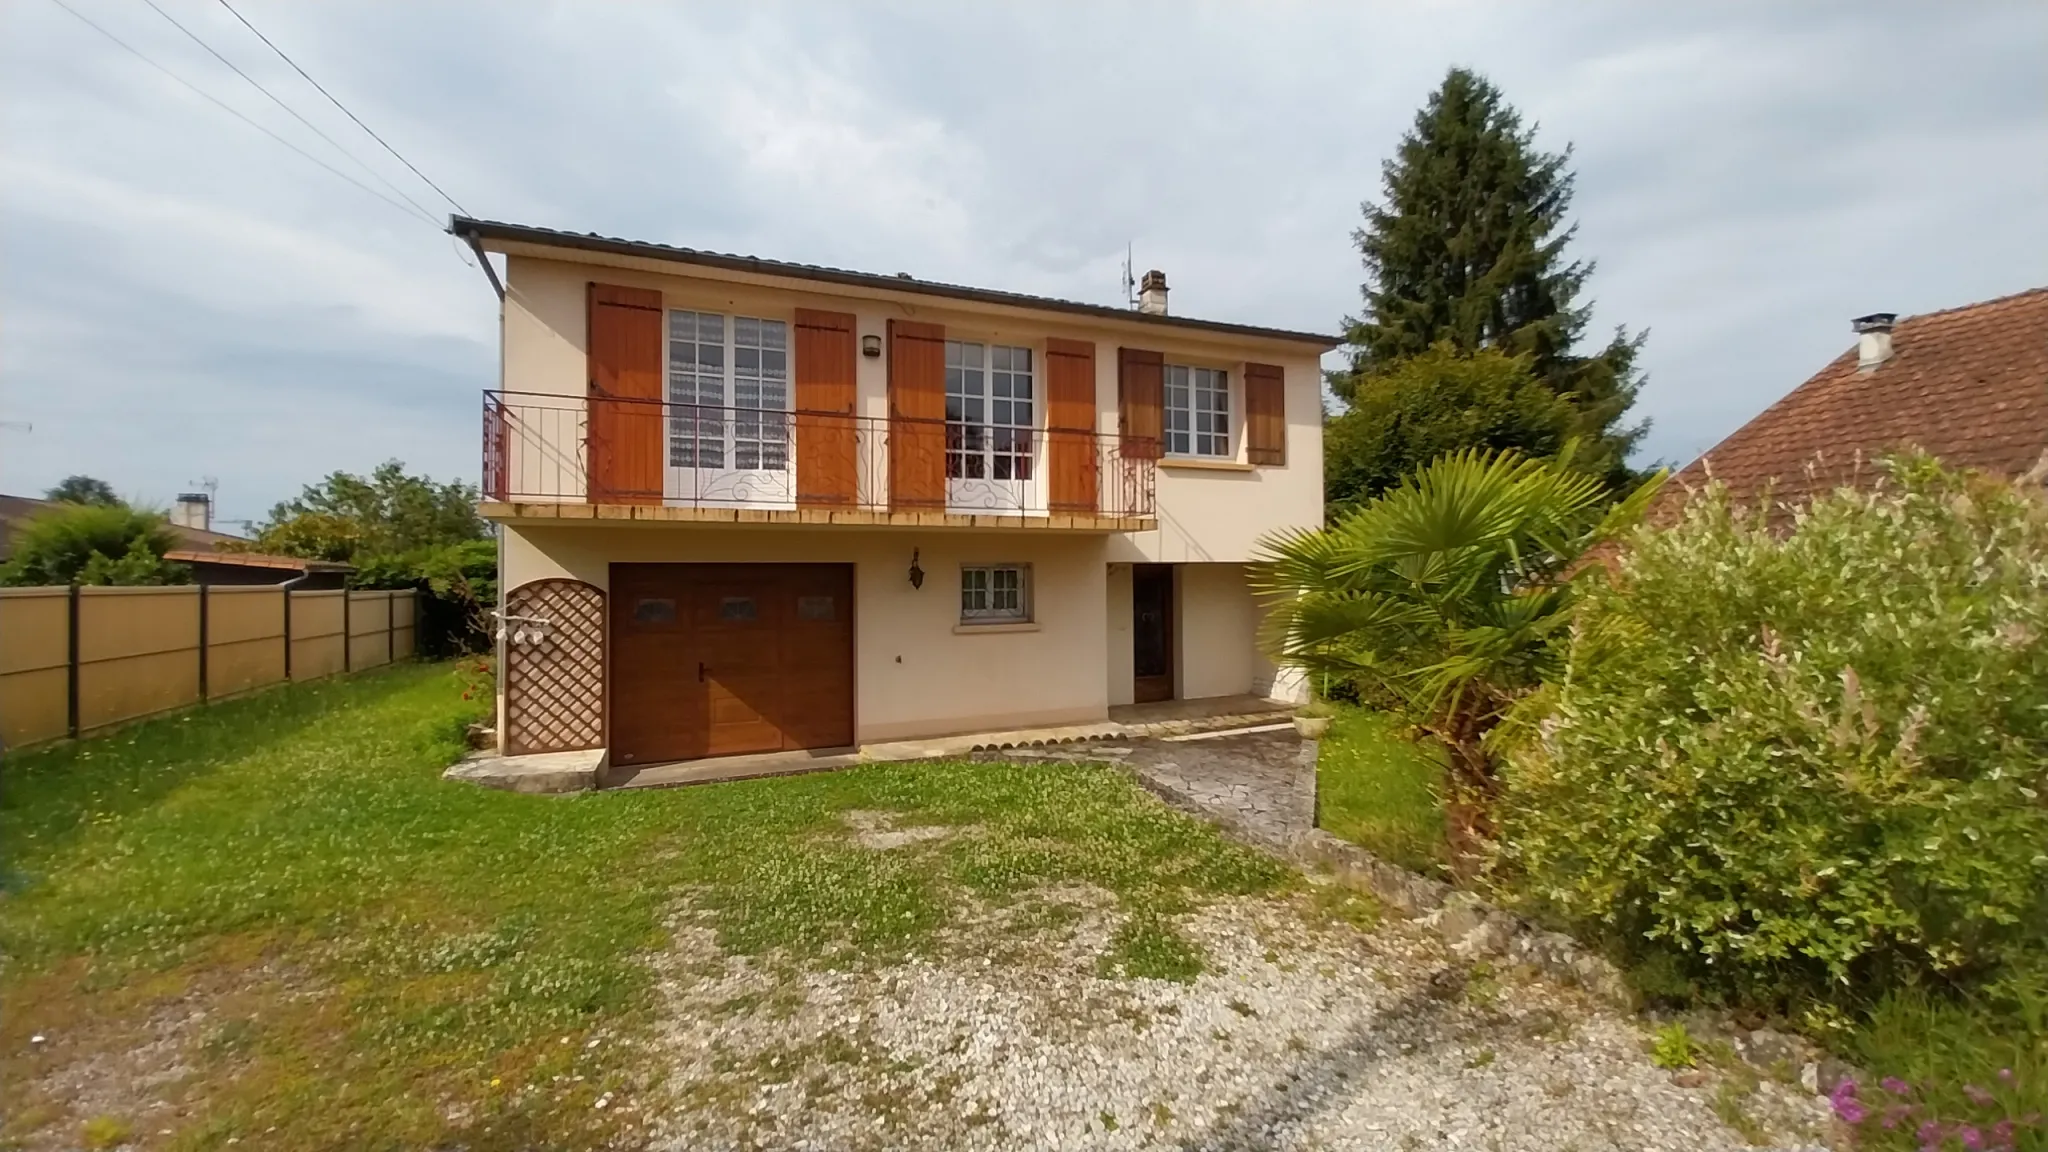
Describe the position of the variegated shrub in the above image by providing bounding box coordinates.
[1497,453,2048,997]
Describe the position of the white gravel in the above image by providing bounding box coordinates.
[638,885,1833,1151]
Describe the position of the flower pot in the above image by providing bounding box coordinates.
[1294,716,1332,739]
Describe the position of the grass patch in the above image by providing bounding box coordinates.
[1099,912,1206,983]
[1314,707,1447,875]
[0,661,1286,1149]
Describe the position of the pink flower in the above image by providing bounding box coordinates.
[1996,1068,2015,1084]
[1964,1084,1996,1108]
[1920,1120,1947,1151]
[1883,1076,1915,1096]
[1961,1125,1985,1150]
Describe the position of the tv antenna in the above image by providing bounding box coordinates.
[1120,242,1137,309]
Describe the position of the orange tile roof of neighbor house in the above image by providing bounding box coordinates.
[1667,286,2048,510]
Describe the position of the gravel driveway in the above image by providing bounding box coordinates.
[641,875,1830,1151]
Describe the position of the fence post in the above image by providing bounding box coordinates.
[343,589,352,672]
[388,591,396,663]
[283,585,293,681]
[197,584,210,701]
[66,583,81,739]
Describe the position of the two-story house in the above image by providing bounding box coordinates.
[454,218,1337,775]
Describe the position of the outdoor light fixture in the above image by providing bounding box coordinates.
[908,548,925,590]
[862,334,882,358]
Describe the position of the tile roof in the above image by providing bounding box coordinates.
[1667,286,2048,510]
[451,216,1344,348]
[0,495,245,561]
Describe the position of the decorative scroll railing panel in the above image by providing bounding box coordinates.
[482,391,1155,519]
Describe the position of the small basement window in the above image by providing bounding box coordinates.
[960,564,1030,624]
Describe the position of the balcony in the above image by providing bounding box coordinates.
[480,391,1157,530]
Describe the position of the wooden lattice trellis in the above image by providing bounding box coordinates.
[503,578,606,755]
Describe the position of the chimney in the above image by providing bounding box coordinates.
[172,492,211,532]
[1137,269,1169,316]
[1853,312,1896,372]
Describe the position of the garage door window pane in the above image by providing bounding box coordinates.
[632,598,676,624]
[719,596,758,622]
[797,595,837,621]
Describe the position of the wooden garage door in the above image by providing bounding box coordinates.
[610,563,854,766]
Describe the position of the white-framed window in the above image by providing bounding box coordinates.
[666,310,790,470]
[946,341,1035,481]
[960,564,1031,623]
[1165,364,1229,457]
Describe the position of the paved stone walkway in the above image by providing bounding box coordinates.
[992,727,1318,852]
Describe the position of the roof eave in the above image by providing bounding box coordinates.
[448,216,1344,350]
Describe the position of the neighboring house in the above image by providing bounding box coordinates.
[454,217,1339,768]
[1670,287,2048,509]
[0,493,245,563]
[164,550,353,589]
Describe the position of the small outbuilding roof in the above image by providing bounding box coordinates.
[165,550,354,573]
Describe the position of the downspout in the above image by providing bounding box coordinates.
[279,569,315,682]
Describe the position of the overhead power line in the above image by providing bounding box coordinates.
[46,0,439,227]
[214,0,470,217]
[138,0,442,225]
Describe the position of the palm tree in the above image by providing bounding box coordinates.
[1254,446,1663,801]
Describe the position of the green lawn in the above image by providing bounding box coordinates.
[1314,706,1449,876]
[0,661,1290,1151]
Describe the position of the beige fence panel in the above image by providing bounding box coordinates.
[2,581,424,752]
[289,590,347,681]
[347,590,393,670]
[0,588,72,749]
[77,586,201,734]
[391,590,418,659]
[206,586,287,699]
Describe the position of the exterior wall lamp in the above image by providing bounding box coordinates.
[908,548,924,590]
[862,334,882,358]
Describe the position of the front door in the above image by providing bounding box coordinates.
[609,563,854,766]
[1132,564,1174,703]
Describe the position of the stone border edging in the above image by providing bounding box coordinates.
[1289,827,1633,1007]
[1283,738,1855,1097]
[1130,737,1635,1007]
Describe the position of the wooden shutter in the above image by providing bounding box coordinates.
[586,283,664,505]
[1244,361,1287,466]
[794,308,859,508]
[888,319,947,510]
[1045,337,1098,513]
[1118,347,1164,460]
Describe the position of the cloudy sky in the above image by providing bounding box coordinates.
[3,1,2043,525]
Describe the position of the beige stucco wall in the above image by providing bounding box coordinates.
[1105,563,1135,707]
[503,524,1112,744]
[499,255,1324,557]
[1174,563,1287,701]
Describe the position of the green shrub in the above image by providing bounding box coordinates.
[1497,454,2048,1002]
[0,503,188,586]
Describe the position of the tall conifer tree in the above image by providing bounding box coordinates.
[1335,67,1646,478]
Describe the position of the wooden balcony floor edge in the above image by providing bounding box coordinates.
[477,501,1155,532]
